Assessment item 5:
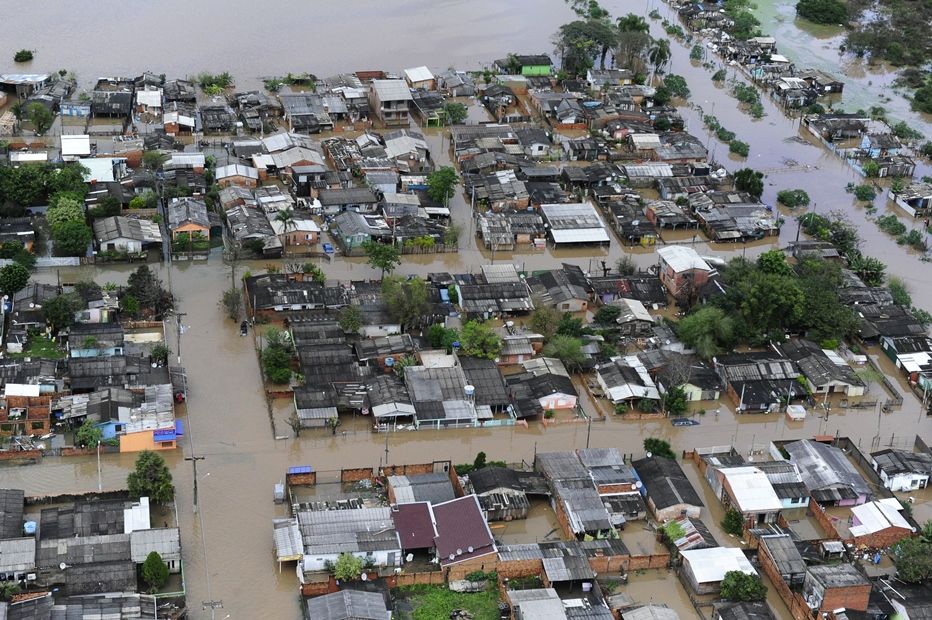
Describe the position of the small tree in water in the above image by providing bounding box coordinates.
[643,437,676,459]
[141,551,169,593]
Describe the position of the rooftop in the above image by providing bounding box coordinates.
[681,546,756,583]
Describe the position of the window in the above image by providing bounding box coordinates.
[562,303,570,310]
[31,422,44,430]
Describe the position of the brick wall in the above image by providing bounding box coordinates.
[446,554,499,581]
[385,462,435,476]
[821,584,871,613]
[852,526,913,549]
[287,471,317,487]
[0,449,41,461]
[341,467,374,483]
[497,558,543,579]
[808,498,840,539]
[390,571,446,586]
[596,483,639,495]
[627,554,671,570]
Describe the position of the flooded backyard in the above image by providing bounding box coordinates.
[0,1,931,618]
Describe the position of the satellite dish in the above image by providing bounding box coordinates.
[456,548,463,556]
[449,553,456,561]
[59,562,68,570]
[360,573,368,581]
[635,480,642,489]
[467,546,474,553]
[406,553,414,562]
[646,452,653,459]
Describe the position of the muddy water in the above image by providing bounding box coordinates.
[0,0,572,91]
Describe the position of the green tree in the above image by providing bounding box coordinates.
[756,249,792,276]
[142,150,166,171]
[0,581,21,601]
[302,262,326,285]
[677,307,736,358]
[333,553,364,581]
[473,451,488,470]
[127,265,172,317]
[594,304,622,325]
[721,508,746,536]
[556,313,586,337]
[141,551,169,592]
[796,0,847,24]
[75,419,102,448]
[0,240,37,271]
[46,196,85,228]
[460,320,502,360]
[662,385,689,416]
[127,450,175,504]
[542,334,586,369]
[720,571,766,601]
[643,437,676,459]
[221,288,242,320]
[120,294,141,318]
[26,103,54,134]
[275,208,296,254]
[847,252,886,286]
[776,189,810,208]
[43,292,81,332]
[733,168,764,198]
[529,305,561,339]
[892,537,932,582]
[427,166,459,204]
[150,344,170,365]
[382,275,430,330]
[662,74,690,98]
[0,263,30,295]
[52,220,92,256]
[13,49,33,62]
[338,305,363,334]
[615,13,651,72]
[262,346,293,384]
[556,19,617,75]
[647,38,672,79]
[887,276,912,307]
[441,102,469,125]
[362,241,400,278]
[426,324,459,350]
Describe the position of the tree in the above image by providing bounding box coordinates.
[52,220,92,256]
[75,419,102,448]
[46,196,85,228]
[382,275,430,330]
[776,189,810,208]
[127,450,175,504]
[556,313,586,337]
[892,537,932,582]
[26,102,54,134]
[441,102,468,125]
[43,293,81,332]
[302,262,326,285]
[594,304,621,325]
[121,294,141,318]
[427,166,458,205]
[615,13,651,73]
[142,150,166,171]
[262,346,293,384]
[362,241,400,278]
[733,168,764,198]
[647,38,672,80]
[756,249,792,276]
[721,508,746,536]
[796,0,847,24]
[141,551,169,592]
[275,208,296,254]
[127,266,172,317]
[338,305,363,334]
[13,49,33,62]
[677,307,736,358]
[662,74,690,98]
[221,288,242,320]
[643,437,676,459]
[662,386,689,416]
[720,571,766,601]
[795,259,858,341]
[333,553,364,581]
[0,581,21,602]
[887,276,912,307]
[460,320,502,360]
[150,344,170,365]
[542,334,586,370]
[427,324,459,350]
[0,263,30,295]
[473,451,488,470]
[555,19,617,75]
[847,252,886,287]
[529,305,561,339]
[616,255,636,275]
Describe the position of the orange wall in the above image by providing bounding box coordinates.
[120,430,176,453]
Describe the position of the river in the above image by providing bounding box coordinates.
[2,1,932,618]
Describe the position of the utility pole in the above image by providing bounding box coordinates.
[585,414,592,449]
[184,455,205,514]
[97,440,102,492]
[175,312,187,364]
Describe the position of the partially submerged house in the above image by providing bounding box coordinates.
[715,352,801,413]
[680,547,756,595]
[869,448,932,492]
[785,439,871,506]
[632,456,703,522]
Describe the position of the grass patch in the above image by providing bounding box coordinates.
[8,335,66,359]
[396,585,501,620]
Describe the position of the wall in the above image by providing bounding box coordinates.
[445,554,498,581]
[287,471,317,486]
[340,467,373,483]
[820,583,871,614]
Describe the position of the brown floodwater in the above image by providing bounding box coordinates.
[2,1,931,617]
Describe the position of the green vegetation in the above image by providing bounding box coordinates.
[333,553,364,581]
[795,0,847,24]
[845,0,932,67]
[338,305,363,334]
[877,213,906,236]
[0,263,30,295]
[8,330,65,359]
[850,184,876,202]
[221,288,242,320]
[141,552,169,592]
[662,386,689,416]
[663,74,690,98]
[197,71,234,94]
[529,305,561,339]
[721,508,746,536]
[723,0,762,40]
[441,102,469,125]
[127,450,175,504]
[720,571,767,601]
[776,189,810,208]
[733,168,764,198]
[662,520,686,542]
[126,266,172,318]
[427,166,458,204]
[677,307,737,358]
[460,320,502,360]
[689,44,704,61]
[893,534,932,581]
[382,275,430,331]
[0,163,88,214]
[13,49,33,62]
[732,82,764,117]
[43,293,82,333]
[594,304,622,325]
[912,78,932,114]
[26,102,54,134]
[542,334,586,370]
[0,240,37,270]
[426,324,460,351]
[455,451,507,474]
[712,69,727,82]
[75,419,102,448]
[397,584,501,620]
[301,262,326,284]
[643,437,676,459]
[361,240,400,277]
[262,327,293,384]
[729,140,750,156]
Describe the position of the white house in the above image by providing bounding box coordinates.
[680,547,756,595]
[295,506,401,578]
[870,449,932,492]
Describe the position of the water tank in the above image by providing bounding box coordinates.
[385,356,395,367]
[464,385,476,400]
[23,521,36,536]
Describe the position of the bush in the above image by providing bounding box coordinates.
[852,184,876,201]
[690,45,703,60]
[643,437,676,459]
[877,214,907,236]
[262,345,292,384]
[796,0,847,24]
[663,74,690,99]
[716,127,736,142]
[13,49,33,63]
[776,189,810,208]
[733,82,760,105]
[722,508,745,536]
[720,571,767,601]
[729,140,750,156]
[333,553,363,581]
[712,69,727,82]
[141,552,169,592]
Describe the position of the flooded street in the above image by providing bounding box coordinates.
[1,1,931,618]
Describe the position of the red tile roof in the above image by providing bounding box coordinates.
[391,502,436,551]
[432,495,496,566]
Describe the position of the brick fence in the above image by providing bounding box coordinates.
[341,467,374,483]
[0,449,41,462]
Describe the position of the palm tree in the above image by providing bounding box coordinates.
[647,38,672,83]
[274,208,296,256]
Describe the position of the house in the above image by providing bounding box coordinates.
[319,187,380,215]
[540,203,610,246]
[279,93,333,133]
[717,467,784,526]
[199,103,236,133]
[60,134,91,161]
[847,498,913,547]
[758,534,806,587]
[93,216,162,254]
[227,205,282,256]
[680,547,756,595]
[305,589,390,620]
[879,335,932,391]
[331,212,391,250]
[293,386,338,428]
[387,472,456,505]
[270,215,320,249]
[624,605,681,620]
[163,79,196,102]
[586,68,634,89]
[92,78,134,117]
[403,66,435,90]
[296,506,401,574]
[432,495,497,572]
[215,164,259,189]
[526,264,590,312]
[595,356,660,405]
[610,298,655,337]
[632,456,704,522]
[714,352,801,413]
[437,69,476,97]
[798,69,844,94]
[870,448,932,492]
[754,460,809,509]
[368,80,412,127]
[779,340,865,397]
[515,127,552,159]
[785,440,872,506]
[890,182,932,217]
[456,279,533,317]
[67,322,124,357]
[166,198,210,240]
[244,273,348,318]
[391,501,437,554]
[410,89,444,126]
[509,357,579,412]
[716,602,776,620]
[466,466,550,521]
[802,564,870,614]
[657,246,714,300]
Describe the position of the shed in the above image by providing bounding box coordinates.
[680,547,756,595]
